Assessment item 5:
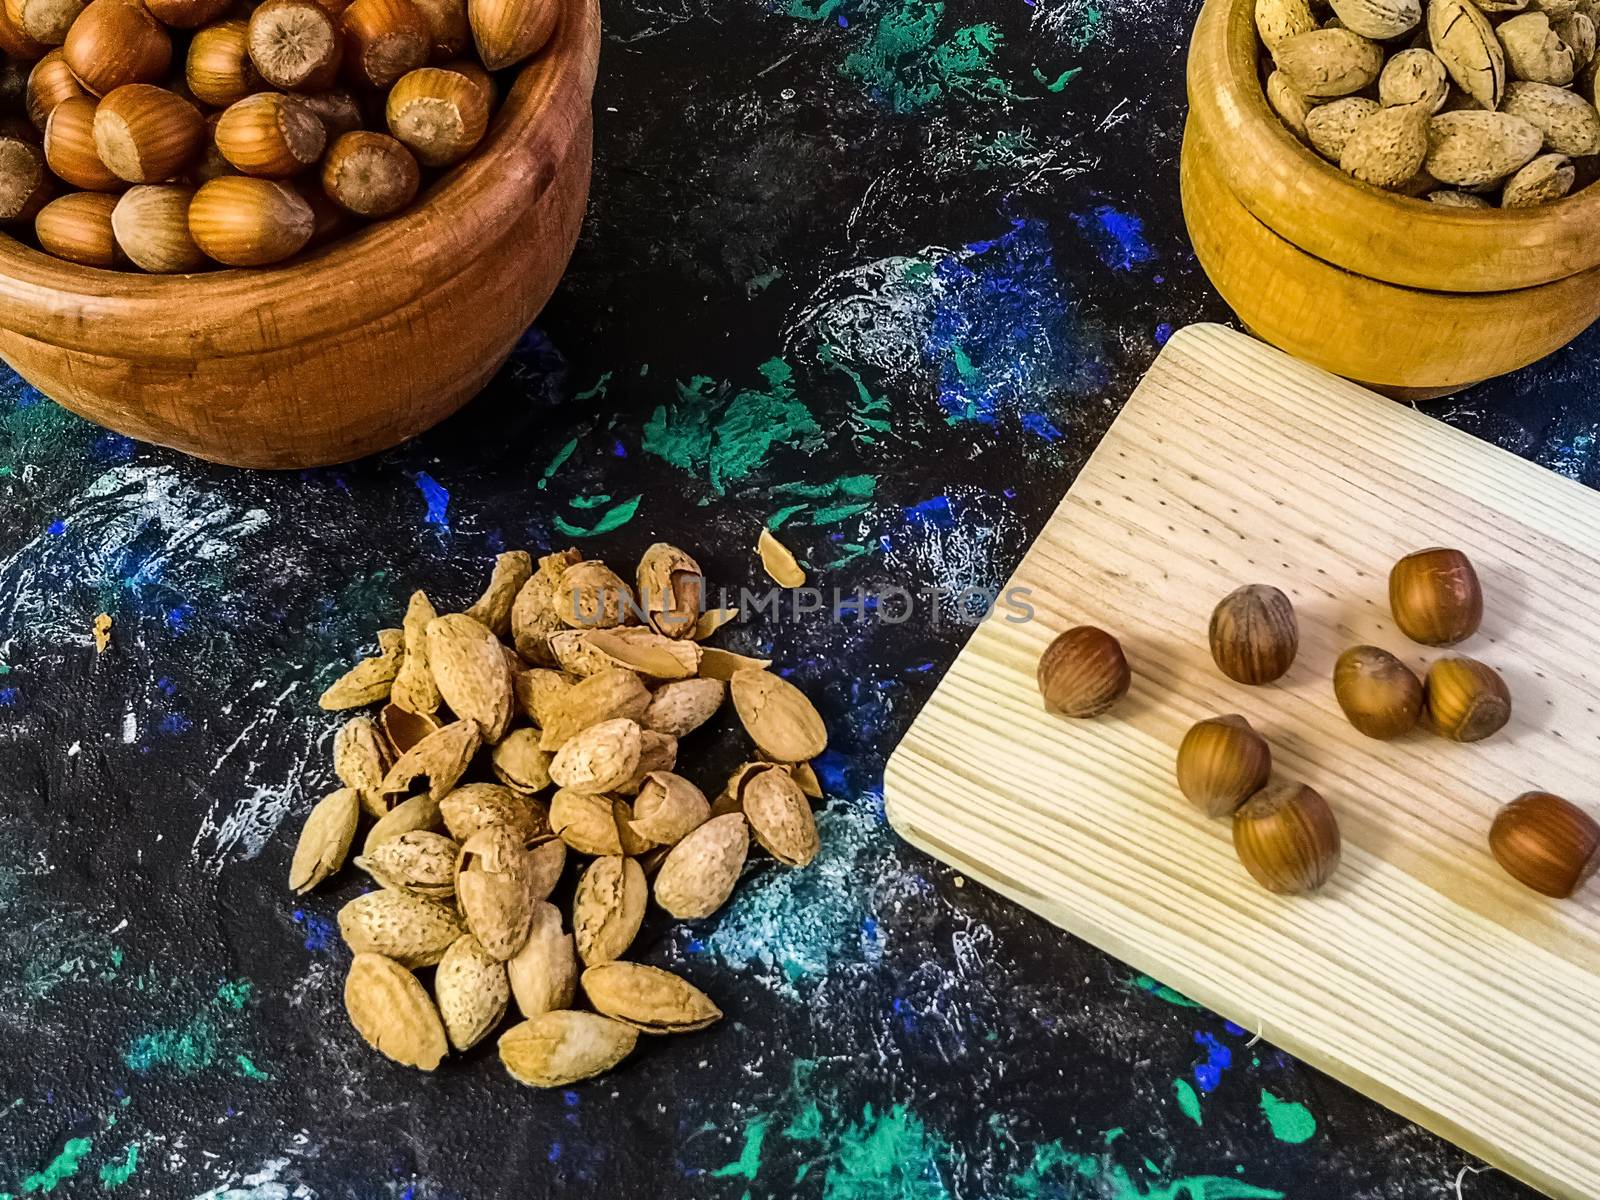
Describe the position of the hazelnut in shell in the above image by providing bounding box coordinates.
[186,19,263,109]
[1332,645,1422,739]
[189,175,315,267]
[412,0,470,57]
[1490,791,1600,899]
[248,0,344,92]
[215,92,327,178]
[468,0,557,70]
[5,0,88,45]
[93,85,205,185]
[26,50,87,132]
[386,64,490,166]
[298,88,365,140]
[34,191,121,266]
[1389,547,1482,647]
[145,0,232,27]
[1175,715,1271,819]
[1209,584,1298,685]
[1423,656,1510,743]
[1232,782,1341,895]
[342,0,430,89]
[322,130,419,217]
[1037,625,1130,718]
[0,5,50,59]
[112,183,206,273]
[62,0,172,96]
[44,96,121,192]
[0,136,50,223]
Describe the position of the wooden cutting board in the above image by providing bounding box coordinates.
[884,323,1600,1200]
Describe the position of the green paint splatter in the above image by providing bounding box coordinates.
[17,1137,91,1195]
[1031,65,1082,91]
[772,474,876,502]
[569,493,612,509]
[123,979,257,1076]
[0,387,90,471]
[842,0,1016,112]
[747,267,784,294]
[538,437,578,490]
[769,504,810,530]
[97,1144,138,1189]
[1174,1079,1203,1126]
[1259,1091,1316,1144]
[821,1104,951,1199]
[1130,974,1204,1009]
[786,1101,825,1142]
[1007,1142,1283,1200]
[215,980,252,1010]
[573,371,612,402]
[234,1055,270,1081]
[712,1115,769,1182]
[553,495,642,537]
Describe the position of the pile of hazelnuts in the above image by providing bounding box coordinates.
[0,0,559,271]
[1037,548,1600,902]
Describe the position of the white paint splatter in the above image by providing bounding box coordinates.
[191,1153,317,1200]
[784,251,947,385]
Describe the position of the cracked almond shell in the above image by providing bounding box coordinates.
[335,715,394,819]
[455,824,536,960]
[319,628,404,709]
[581,962,722,1035]
[499,1010,637,1088]
[464,550,533,638]
[355,829,458,897]
[573,855,647,966]
[491,727,553,794]
[439,781,548,843]
[730,668,827,762]
[391,590,441,716]
[507,901,577,1018]
[741,765,819,867]
[629,772,711,845]
[345,952,447,1070]
[435,933,509,1051]
[338,888,463,967]
[653,813,748,919]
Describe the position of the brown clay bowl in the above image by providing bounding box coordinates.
[1183,0,1600,397]
[0,0,600,469]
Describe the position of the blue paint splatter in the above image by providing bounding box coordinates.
[1073,204,1156,272]
[0,688,16,706]
[92,433,135,462]
[158,713,192,735]
[46,519,66,535]
[903,496,955,526]
[292,909,335,953]
[1193,1031,1233,1093]
[1020,412,1063,441]
[413,472,450,529]
[166,605,194,633]
[1155,322,1174,345]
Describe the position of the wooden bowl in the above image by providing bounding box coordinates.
[1183,0,1600,397]
[0,0,600,469]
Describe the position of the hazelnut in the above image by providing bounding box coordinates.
[0,135,50,224]
[112,184,206,273]
[322,130,420,217]
[34,191,122,267]
[1490,791,1600,899]
[248,0,344,92]
[342,0,430,89]
[1036,626,1130,718]
[6,0,88,45]
[188,175,316,267]
[186,20,263,109]
[1389,547,1482,647]
[0,5,50,59]
[386,63,490,166]
[1423,656,1510,742]
[1232,781,1341,895]
[145,0,231,27]
[1175,715,1271,818]
[44,96,122,192]
[468,0,558,70]
[215,93,327,178]
[93,85,205,185]
[412,0,470,57]
[62,0,172,97]
[26,51,88,132]
[1208,584,1298,685]
[1332,645,1422,739]
[297,88,365,140]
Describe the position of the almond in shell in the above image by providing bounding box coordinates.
[1502,149,1575,202]
[499,1010,637,1088]
[1379,49,1450,111]
[642,677,725,738]
[573,855,647,965]
[355,829,459,897]
[289,786,360,893]
[1306,96,1379,161]
[1273,27,1384,97]
[730,668,827,763]
[555,560,634,629]
[1266,70,1315,139]
[537,667,651,750]
[319,627,404,709]
[513,666,572,726]
[525,836,568,902]
[629,772,711,845]
[379,718,482,806]
[1340,102,1429,188]
[456,824,537,960]
[1426,109,1543,185]
[391,590,442,715]
[550,787,627,855]
[363,791,443,855]
[581,962,722,1034]
[464,550,533,638]
[654,812,749,919]
[616,730,678,795]
[741,765,820,868]
[508,901,577,1018]
[345,952,448,1070]
[1501,79,1600,154]
[439,781,548,843]
[339,888,464,967]
[1329,0,1419,39]
[636,542,704,639]
[435,933,510,1051]
[492,728,554,794]
[510,548,582,664]
[426,614,514,743]
[548,717,643,794]
[1430,0,1507,109]
[1498,11,1576,84]
[335,715,394,819]
[1256,0,1317,49]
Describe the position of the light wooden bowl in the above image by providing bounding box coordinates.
[1183,0,1600,397]
[0,0,600,469]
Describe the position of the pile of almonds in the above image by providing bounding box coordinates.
[1039,546,1600,901]
[1260,0,1600,206]
[291,543,830,1084]
[0,0,559,271]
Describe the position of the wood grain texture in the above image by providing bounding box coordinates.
[884,324,1600,1200]
[0,0,600,470]
[1186,0,1600,294]
[1180,120,1600,395]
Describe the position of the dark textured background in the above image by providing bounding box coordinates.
[1,0,1594,1195]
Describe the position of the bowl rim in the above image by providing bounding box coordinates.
[1186,0,1600,292]
[0,0,601,357]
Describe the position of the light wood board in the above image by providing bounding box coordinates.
[884,323,1600,1200]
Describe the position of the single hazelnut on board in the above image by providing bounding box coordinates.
[1423,656,1511,743]
[1489,792,1600,899]
[1175,715,1271,819]
[1332,645,1422,739]
[1037,626,1130,718]
[1232,781,1341,895]
[1209,584,1298,685]
[62,0,173,97]
[1389,547,1482,647]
